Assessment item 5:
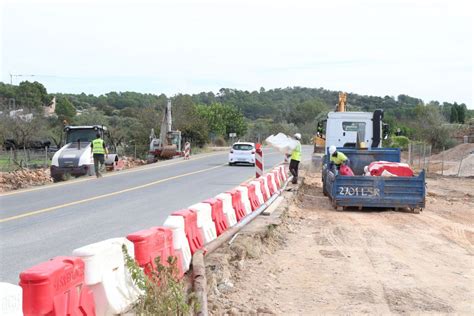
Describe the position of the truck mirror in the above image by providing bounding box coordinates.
[382,124,390,140]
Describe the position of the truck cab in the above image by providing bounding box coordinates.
[316,109,386,153]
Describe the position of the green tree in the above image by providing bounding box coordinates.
[196,103,247,139]
[55,97,77,122]
[450,106,459,123]
[16,81,50,109]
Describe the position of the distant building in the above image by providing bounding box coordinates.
[43,96,56,117]
[9,109,33,122]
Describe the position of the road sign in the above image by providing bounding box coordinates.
[229,133,237,137]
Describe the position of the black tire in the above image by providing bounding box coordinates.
[228,162,233,166]
[52,175,63,183]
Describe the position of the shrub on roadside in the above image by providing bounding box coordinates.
[122,245,198,315]
[389,136,410,150]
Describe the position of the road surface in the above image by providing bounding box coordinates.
[0,146,312,283]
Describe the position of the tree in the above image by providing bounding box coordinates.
[55,96,77,122]
[450,106,459,123]
[196,103,247,139]
[16,81,50,109]
[2,115,49,149]
[413,104,451,149]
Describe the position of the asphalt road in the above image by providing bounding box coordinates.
[0,146,312,283]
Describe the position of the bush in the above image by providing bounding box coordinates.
[214,136,227,146]
[122,245,198,315]
[389,136,410,150]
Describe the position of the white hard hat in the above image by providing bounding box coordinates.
[294,133,301,140]
[329,145,337,155]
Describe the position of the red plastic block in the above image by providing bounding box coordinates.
[257,177,269,201]
[171,209,204,255]
[203,198,229,236]
[155,227,184,277]
[242,183,260,211]
[127,227,184,278]
[127,228,166,276]
[226,189,247,221]
[266,174,276,195]
[20,256,96,316]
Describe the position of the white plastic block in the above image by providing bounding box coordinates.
[0,283,22,316]
[236,186,252,215]
[72,238,140,316]
[268,173,278,193]
[272,168,282,188]
[216,193,237,227]
[261,176,271,198]
[163,215,192,271]
[189,203,217,244]
[250,181,265,205]
[280,165,288,180]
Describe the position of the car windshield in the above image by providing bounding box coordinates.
[66,129,100,143]
[233,144,253,151]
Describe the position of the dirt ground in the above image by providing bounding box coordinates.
[206,165,474,315]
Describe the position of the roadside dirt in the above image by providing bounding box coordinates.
[206,165,474,315]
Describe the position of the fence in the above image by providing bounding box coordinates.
[407,141,473,177]
[407,142,432,171]
[0,148,53,172]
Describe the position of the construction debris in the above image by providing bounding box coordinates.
[121,156,146,169]
[0,168,53,192]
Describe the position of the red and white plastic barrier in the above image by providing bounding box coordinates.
[203,198,229,236]
[236,186,253,215]
[14,164,291,316]
[184,142,191,160]
[189,203,218,244]
[250,180,265,205]
[255,143,263,178]
[162,216,192,272]
[215,193,238,227]
[73,238,140,315]
[20,257,96,316]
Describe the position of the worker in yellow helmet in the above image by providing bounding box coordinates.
[91,133,108,178]
[328,145,349,174]
[289,133,302,184]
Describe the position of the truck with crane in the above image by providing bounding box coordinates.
[320,92,425,213]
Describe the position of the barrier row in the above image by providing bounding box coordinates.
[2,165,288,316]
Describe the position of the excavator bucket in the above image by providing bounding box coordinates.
[160,144,178,159]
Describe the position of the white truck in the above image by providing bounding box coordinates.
[50,125,118,181]
[318,109,386,152]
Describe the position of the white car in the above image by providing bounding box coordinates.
[228,142,256,166]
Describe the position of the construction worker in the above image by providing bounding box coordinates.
[289,133,302,184]
[91,133,108,178]
[328,145,349,174]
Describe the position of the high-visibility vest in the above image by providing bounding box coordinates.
[92,138,105,154]
[291,142,302,161]
[330,151,348,165]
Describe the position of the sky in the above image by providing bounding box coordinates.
[1,0,473,107]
